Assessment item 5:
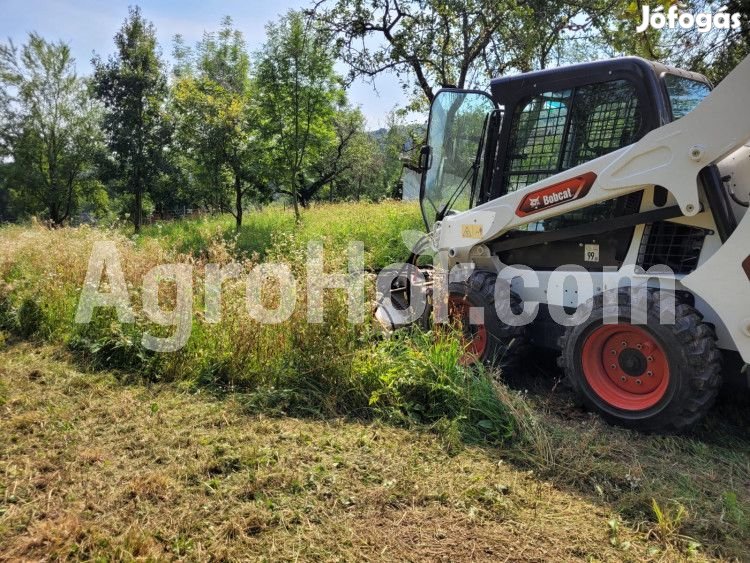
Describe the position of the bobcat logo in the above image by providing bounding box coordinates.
[529,196,541,208]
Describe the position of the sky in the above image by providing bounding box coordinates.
[0,0,412,129]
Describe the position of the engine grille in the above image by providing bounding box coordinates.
[637,221,708,274]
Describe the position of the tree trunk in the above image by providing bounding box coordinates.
[234,174,243,230]
[134,178,143,233]
[50,200,61,226]
[291,178,301,222]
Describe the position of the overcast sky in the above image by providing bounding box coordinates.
[0,0,412,129]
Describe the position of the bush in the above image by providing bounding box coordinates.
[68,312,157,376]
[17,298,44,338]
[355,329,522,445]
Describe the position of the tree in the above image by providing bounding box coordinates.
[573,1,749,83]
[377,113,424,196]
[293,106,364,206]
[314,0,616,109]
[255,10,347,220]
[92,6,170,232]
[172,17,269,230]
[0,34,104,225]
[671,0,750,83]
[336,127,383,201]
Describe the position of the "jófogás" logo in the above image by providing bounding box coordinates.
[636,4,741,33]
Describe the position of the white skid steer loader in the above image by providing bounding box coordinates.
[377,55,750,432]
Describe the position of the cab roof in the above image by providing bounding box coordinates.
[489,57,710,95]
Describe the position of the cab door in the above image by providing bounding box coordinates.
[420,90,496,230]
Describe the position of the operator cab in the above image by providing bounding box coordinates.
[419,57,713,242]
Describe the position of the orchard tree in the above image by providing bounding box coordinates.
[172,17,269,229]
[92,6,170,232]
[295,106,365,205]
[562,1,748,83]
[313,0,616,109]
[0,34,104,224]
[255,10,347,219]
[378,113,423,195]
[665,0,749,83]
[338,125,383,201]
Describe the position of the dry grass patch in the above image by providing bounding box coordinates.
[0,341,678,562]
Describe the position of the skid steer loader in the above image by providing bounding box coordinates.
[376,55,750,431]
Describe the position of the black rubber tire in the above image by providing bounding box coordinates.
[448,270,528,375]
[557,288,722,432]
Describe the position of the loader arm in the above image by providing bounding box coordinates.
[437,55,750,362]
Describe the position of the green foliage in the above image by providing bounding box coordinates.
[356,330,518,444]
[316,0,620,108]
[0,294,15,332]
[255,11,347,219]
[591,0,750,83]
[0,201,528,447]
[682,0,750,83]
[0,33,104,224]
[68,312,156,375]
[92,6,171,232]
[171,17,271,230]
[0,3,746,226]
[16,298,44,339]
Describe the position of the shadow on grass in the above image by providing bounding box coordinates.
[499,350,750,559]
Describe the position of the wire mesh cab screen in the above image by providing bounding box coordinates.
[638,221,707,274]
[503,79,644,231]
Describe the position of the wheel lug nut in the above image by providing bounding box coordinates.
[647,371,653,377]
[636,379,642,385]
[620,376,627,382]
[621,341,627,347]
[636,343,642,349]
[610,349,617,355]
[647,356,654,362]
[610,364,616,369]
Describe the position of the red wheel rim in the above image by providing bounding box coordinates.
[581,324,670,411]
[448,295,487,366]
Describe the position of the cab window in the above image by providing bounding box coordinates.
[664,75,711,120]
[504,79,644,231]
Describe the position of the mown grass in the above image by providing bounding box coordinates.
[0,342,680,561]
[526,389,750,559]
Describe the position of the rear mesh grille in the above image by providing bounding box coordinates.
[638,221,707,274]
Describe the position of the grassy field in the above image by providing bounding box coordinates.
[1,201,750,560]
[138,200,424,270]
[3,341,750,561]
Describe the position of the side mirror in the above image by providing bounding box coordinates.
[418,145,431,172]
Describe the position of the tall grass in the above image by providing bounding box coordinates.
[0,202,533,447]
[139,200,424,270]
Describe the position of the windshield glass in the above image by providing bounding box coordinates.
[421,90,495,229]
[664,75,711,120]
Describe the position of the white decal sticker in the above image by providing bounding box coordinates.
[584,244,600,262]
